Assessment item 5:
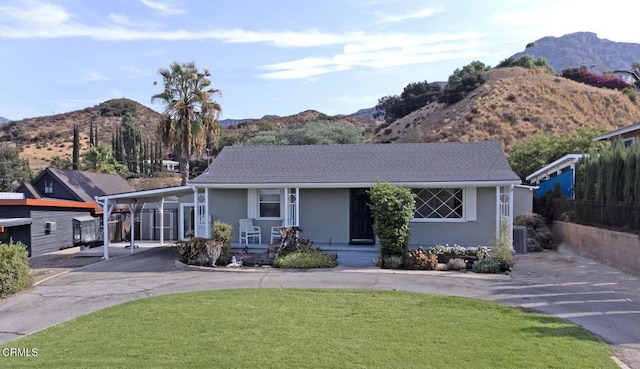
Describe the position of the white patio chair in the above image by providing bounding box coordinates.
[270,220,286,244]
[239,218,261,244]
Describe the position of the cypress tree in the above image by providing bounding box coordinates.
[72,125,79,170]
[623,147,636,203]
[94,120,99,146]
[89,120,94,146]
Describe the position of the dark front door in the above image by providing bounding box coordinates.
[350,188,375,245]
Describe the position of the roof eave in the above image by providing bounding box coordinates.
[191,180,522,189]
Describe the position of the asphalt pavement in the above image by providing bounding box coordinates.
[1,244,639,368]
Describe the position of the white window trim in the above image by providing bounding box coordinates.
[248,189,284,220]
[410,187,476,223]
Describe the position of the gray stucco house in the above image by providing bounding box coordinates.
[189,141,521,246]
[97,141,522,259]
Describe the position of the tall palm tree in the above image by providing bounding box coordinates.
[152,62,222,186]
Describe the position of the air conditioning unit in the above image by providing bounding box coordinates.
[512,226,527,254]
[45,221,57,232]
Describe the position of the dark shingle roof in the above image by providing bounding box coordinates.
[191,142,520,185]
[47,168,135,202]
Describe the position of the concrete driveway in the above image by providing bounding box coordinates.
[1,245,639,368]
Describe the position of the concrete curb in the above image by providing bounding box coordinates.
[173,259,513,280]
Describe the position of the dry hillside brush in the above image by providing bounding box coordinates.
[375,67,640,153]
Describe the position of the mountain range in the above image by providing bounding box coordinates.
[3,31,640,174]
[510,32,640,74]
[0,116,10,124]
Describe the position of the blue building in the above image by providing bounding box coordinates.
[526,154,585,199]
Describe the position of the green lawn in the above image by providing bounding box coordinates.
[0,289,618,369]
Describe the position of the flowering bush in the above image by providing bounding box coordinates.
[470,246,492,260]
[429,244,468,257]
[562,66,633,90]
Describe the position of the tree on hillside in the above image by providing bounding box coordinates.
[496,55,554,74]
[82,143,127,175]
[237,121,367,146]
[72,125,80,170]
[439,61,490,105]
[374,81,442,123]
[50,156,73,170]
[0,146,32,191]
[507,125,608,181]
[120,112,142,173]
[152,62,222,186]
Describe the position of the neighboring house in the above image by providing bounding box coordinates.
[98,142,523,260]
[526,154,585,199]
[609,70,640,89]
[593,122,640,147]
[0,168,135,256]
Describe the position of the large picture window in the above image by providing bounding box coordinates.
[413,188,463,219]
[259,189,281,218]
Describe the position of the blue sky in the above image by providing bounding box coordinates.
[1,0,637,121]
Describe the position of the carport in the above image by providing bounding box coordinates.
[96,186,194,260]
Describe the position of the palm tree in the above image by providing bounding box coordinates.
[83,144,124,174]
[152,62,222,185]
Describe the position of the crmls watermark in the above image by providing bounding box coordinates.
[1,347,38,357]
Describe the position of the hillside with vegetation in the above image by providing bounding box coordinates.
[373,66,640,152]
[0,98,162,172]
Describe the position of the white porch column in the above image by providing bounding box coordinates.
[102,199,114,260]
[127,202,138,254]
[294,187,300,226]
[495,186,500,237]
[157,199,164,245]
[283,188,300,227]
[284,188,290,227]
[204,189,210,238]
[193,187,199,237]
[508,184,514,247]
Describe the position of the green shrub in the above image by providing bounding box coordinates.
[514,213,556,250]
[272,249,337,269]
[368,181,416,268]
[404,247,438,270]
[447,258,467,271]
[212,221,233,266]
[472,258,501,273]
[623,87,637,103]
[492,218,514,271]
[176,237,210,266]
[470,246,492,260]
[0,240,33,298]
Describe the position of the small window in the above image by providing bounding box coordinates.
[259,189,280,218]
[44,180,54,194]
[623,137,635,148]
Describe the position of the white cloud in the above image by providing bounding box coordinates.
[0,0,70,25]
[139,0,185,15]
[375,6,444,23]
[85,71,109,81]
[257,32,487,80]
[119,65,150,78]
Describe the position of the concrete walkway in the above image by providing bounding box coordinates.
[2,244,640,368]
